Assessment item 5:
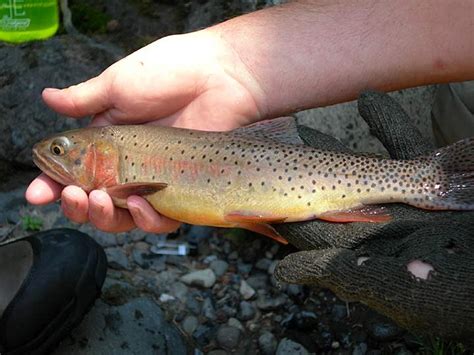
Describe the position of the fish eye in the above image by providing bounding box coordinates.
[50,137,70,156]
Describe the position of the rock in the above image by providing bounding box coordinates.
[0,36,122,166]
[239,280,256,300]
[259,331,278,355]
[193,324,216,348]
[331,304,347,321]
[228,251,238,260]
[216,325,241,350]
[182,315,199,335]
[105,247,130,270]
[170,282,189,303]
[132,249,149,268]
[237,262,253,275]
[186,292,202,315]
[144,234,166,245]
[180,269,216,288]
[238,301,256,321]
[276,338,309,355]
[207,350,227,355]
[255,258,272,272]
[227,317,244,331]
[352,342,368,355]
[91,231,117,248]
[246,274,269,290]
[54,297,186,354]
[210,259,229,277]
[202,297,216,321]
[366,315,403,341]
[159,294,175,302]
[256,293,287,311]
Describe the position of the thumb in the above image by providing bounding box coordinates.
[42,74,111,118]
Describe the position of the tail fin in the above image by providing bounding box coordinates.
[418,137,474,210]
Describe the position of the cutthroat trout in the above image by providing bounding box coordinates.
[32,117,474,244]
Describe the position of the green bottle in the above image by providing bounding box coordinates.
[0,0,59,43]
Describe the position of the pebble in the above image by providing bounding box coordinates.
[255,258,272,272]
[210,259,229,277]
[331,341,340,349]
[216,325,241,350]
[159,293,175,302]
[180,269,216,288]
[367,319,402,341]
[239,280,256,300]
[258,331,278,355]
[246,274,268,289]
[182,315,199,335]
[170,282,189,302]
[207,350,227,355]
[92,231,117,247]
[145,234,166,245]
[193,324,215,348]
[186,292,202,315]
[132,249,149,269]
[227,317,244,331]
[237,262,253,275]
[228,251,238,260]
[256,293,287,311]
[352,342,368,355]
[238,301,256,321]
[276,338,309,355]
[202,297,216,320]
[331,304,347,321]
[105,247,130,270]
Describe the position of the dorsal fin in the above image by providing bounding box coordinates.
[230,116,304,145]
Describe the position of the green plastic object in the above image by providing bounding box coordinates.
[0,0,59,43]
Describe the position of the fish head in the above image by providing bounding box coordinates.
[32,129,120,192]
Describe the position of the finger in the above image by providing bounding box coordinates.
[42,74,111,118]
[88,190,136,233]
[25,173,62,205]
[357,90,433,159]
[127,196,181,234]
[61,186,89,223]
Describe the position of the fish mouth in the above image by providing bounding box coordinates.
[32,143,76,187]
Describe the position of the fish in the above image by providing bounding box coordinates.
[32,117,474,244]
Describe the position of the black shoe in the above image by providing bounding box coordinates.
[0,228,107,355]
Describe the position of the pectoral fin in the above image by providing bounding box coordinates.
[105,182,168,200]
[318,206,391,223]
[224,211,288,244]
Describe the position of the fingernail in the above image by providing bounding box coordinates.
[43,87,61,93]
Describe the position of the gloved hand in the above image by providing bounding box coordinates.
[274,91,474,344]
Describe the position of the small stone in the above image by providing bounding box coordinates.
[276,338,309,355]
[145,234,166,245]
[210,259,229,277]
[193,324,215,348]
[331,304,347,321]
[331,341,340,349]
[186,293,202,315]
[182,315,199,335]
[92,231,117,247]
[216,325,241,350]
[240,280,256,300]
[180,269,216,288]
[105,247,130,270]
[202,297,216,320]
[203,255,218,264]
[134,241,149,251]
[228,251,238,260]
[170,282,189,302]
[367,318,402,341]
[227,317,244,331]
[159,293,175,302]
[256,293,287,311]
[352,342,368,355]
[258,331,278,355]
[238,301,256,321]
[132,249,149,268]
[255,258,272,272]
[246,274,268,289]
[268,260,278,275]
[237,262,253,274]
[106,19,120,32]
[207,350,227,355]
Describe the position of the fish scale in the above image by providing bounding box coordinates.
[32,117,474,243]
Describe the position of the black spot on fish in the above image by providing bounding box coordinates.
[74,158,81,166]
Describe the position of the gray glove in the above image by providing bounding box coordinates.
[274,91,474,344]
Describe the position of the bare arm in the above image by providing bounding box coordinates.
[210,0,474,118]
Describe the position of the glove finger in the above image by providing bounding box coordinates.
[297,125,351,153]
[357,90,434,159]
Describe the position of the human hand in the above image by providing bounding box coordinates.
[26,30,265,233]
[274,91,474,344]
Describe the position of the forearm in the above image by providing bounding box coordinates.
[208,0,474,118]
